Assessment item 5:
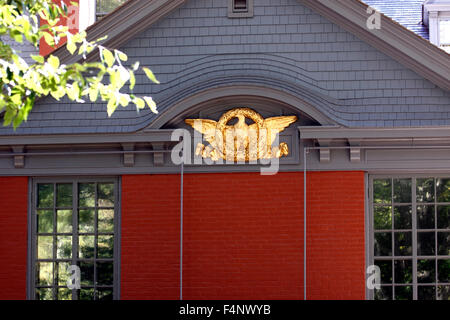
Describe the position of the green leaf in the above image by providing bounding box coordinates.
[134,97,145,109]
[31,55,44,64]
[129,71,136,91]
[143,67,160,84]
[118,94,129,107]
[11,94,22,105]
[47,55,60,69]
[143,96,158,114]
[10,30,23,43]
[89,87,98,102]
[107,97,117,116]
[116,50,128,62]
[66,39,77,55]
[102,48,115,68]
[43,32,55,46]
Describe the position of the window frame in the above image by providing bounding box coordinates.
[368,174,450,300]
[27,176,121,300]
[228,0,254,18]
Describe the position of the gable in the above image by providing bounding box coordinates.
[1,0,449,136]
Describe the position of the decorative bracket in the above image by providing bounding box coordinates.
[317,139,331,163]
[151,142,166,167]
[11,145,25,168]
[121,143,135,167]
[348,139,361,163]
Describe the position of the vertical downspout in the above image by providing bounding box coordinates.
[180,161,184,300]
[303,145,307,301]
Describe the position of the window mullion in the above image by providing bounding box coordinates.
[52,183,57,300]
[72,181,78,300]
[412,177,418,300]
[434,179,438,299]
[94,182,98,300]
[391,178,395,300]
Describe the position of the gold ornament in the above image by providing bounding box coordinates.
[185,108,297,162]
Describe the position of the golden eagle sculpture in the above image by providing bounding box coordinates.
[185,108,297,162]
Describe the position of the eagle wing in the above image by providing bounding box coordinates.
[264,116,298,145]
[184,119,218,146]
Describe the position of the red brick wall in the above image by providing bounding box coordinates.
[40,0,79,56]
[0,177,28,300]
[306,171,366,300]
[121,171,365,300]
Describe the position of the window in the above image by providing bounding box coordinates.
[31,178,119,300]
[96,0,127,21]
[370,176,450,300]
[423,1,450,52]
[439,20,450,53]
[228,0,253,18]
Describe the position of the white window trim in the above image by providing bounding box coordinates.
[78,0,96,31]
[423,2,450,47]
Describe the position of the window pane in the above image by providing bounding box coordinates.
[79,235,95,259]
[98,209,114,232]
[37,236,53,259]
[97,235,114,258]
[438,259,450,283]
[394,206,411,229]
[96,0,127,14]
[57,210,72,233]
[374,286,392,300]
[394,260,412,284]
[418,232,436,256]
[417,178,435,203]
[57,262,71,286]
[394,286,412,300]
[418,259,436,283]
[97,288,113,300]
[373,179,391,204]
[98,183,114,207]
[418,286,436,300]
[37,210,53,234]
[438,232,450,255]
[56,236,72,259]
[374,232,392,256]
[375,260,392,283]
[394,232,412,256]
[38,184,54,208]
[36,262,53,286]
[36,288,53,300]
[79,262,94,286]
[437,206,450,229]
[78,288,95,300]
[97,262,114,285]
[393,179,411,203]
[374,206,391,230]
[437,286,450,300]
[436,178,450,203]
[417,205,435,229]
[57,288,72,300]
[56,183,72,207]
[78,209,94,233]
[79,183,95,207]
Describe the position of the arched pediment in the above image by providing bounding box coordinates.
[143,85,336,131]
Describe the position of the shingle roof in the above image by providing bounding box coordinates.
[362,0,429,40]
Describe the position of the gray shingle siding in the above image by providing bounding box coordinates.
[1,0,449,135]
[1,35,38,65]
